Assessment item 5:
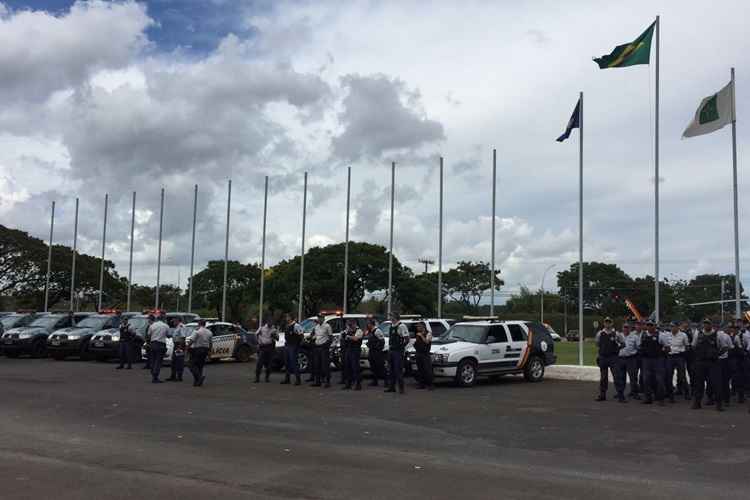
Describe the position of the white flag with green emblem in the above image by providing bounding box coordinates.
[682,81,735,138]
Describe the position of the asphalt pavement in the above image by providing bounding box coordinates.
[1,357,749,500]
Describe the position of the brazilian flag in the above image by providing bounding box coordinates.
[594,21,655,69]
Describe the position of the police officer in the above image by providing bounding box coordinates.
[680,320,695,395]
[595,317,625,402]
[666,321,690,402]
[692,319,725,411]
[255,321,277,383]
[617,322,641,400]
[633,320,646,392]
[142,315,154,370]
[386,313,409,394]
[116,317,136,370]
[342,319,364,390]
[339,317,352,386]
[717,323,735,406]
[310,314,332,388]
[414,321,434,390]
[728,322,745,404]
[639,320,669,405]
[167,318,186,382]
[740,321,750,413]
[147,315,169,384]
[365,318,386,387]
[187,319,212,387]
[281,315,303,386]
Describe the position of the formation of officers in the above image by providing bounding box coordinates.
[596,316,750,412]
[256,312,433,393]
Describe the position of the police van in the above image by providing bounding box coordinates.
[406,319,556,387]
[143,321,257,364]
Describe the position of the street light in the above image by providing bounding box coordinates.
[540,264,556,323]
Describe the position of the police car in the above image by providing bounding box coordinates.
[142,321,257,365]
[359,318,455,372]
[2,313,90,358]
[47,313,122,360]
[1,312,47,355]
[406,319,556,387]
[88,313,148,361]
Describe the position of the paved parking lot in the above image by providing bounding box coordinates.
[1,358,749,500]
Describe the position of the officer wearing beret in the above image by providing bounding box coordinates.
[595,317,625,402]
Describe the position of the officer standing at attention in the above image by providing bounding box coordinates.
[187,319,212,387]
[167,318,186,382]
[717,323,735,407]
[617,322,640,400]
[639,320,669,405]
[692,319,725,411]
[339,316,352,386]
[281,315,303,386]
[595,317,625,402]
[342,319,364,390]
[740,321,750,413]
[147,315,169,384]
[365,318,386,387]
[633,320,646,393]
[311,314,332,388]
[680,320,695,394]
[666,321,690,402]
[116,317,136,370]
[414,322,434,390]
[255,321,277,383]
[142,315,154,370]
[386,312,410,394]
[727,323,745,404]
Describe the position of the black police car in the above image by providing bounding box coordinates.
[47,313,122,360]
[2,313,90,358]
[88,313,148,362]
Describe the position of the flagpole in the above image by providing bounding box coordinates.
[438,156,444,318]
[731,67,741,319]
[70,197,79,312]
[387,161,395,316]
[155,188,164,310]
[221,179,231,321]
[578,92,584,366]
[654,15,661,323]
[97,193,108,311]
[127,191,135,312]
[44,201,55,312]
[298,172,308,321]
[259,176,268,325]
[491,149,497,317]
[187,185,197,313]
[343,166,351,314]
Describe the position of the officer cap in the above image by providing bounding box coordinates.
[646,319,655,325]
[670,320,679,327]
[702,318,712,324]
[603,317,613,323]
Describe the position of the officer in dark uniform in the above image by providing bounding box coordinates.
[386,313,409,394]
[365,318,386,386]
[167,319,186,382]
[281,315,303,386]
[595,317,625,402]
[342,319,364,390]
[639,320,668,405]
[339,317,352,386]
[142,315,154,370]
[414,322,434,390]
[726,323,744,404]
[680,320,694,397]
[691,319,724,411]
[116,317,135,370]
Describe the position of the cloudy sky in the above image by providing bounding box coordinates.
[1,0,749,301]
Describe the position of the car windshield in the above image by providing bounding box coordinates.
[300,319,316,333]
[1,315,24,328]
[30,316,64,328]
[76,316,109,329]
[126,317,149,331]
[443,325,487,344]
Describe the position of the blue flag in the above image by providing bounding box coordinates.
[556,99,581,142]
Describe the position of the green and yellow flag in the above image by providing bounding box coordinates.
[594,21,655,69]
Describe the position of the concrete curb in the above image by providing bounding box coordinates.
[546,364,606,382]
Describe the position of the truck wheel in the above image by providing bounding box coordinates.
[455,359,477,387]
[523,356,545,382]
[235,345,252,363]
[31,340,47,358]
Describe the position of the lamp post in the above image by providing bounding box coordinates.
[540,264,556,323]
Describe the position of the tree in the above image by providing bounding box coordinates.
[190,260,261,322]
[394,272,436,316]
[442,261,503,311]
[557,262,633,316]
[672,274,746,321]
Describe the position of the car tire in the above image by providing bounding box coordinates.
[297,350,311,373]
[235,345,252,363]
[31,340,47,358]
[523,355,545,382]
[455,359,477,387]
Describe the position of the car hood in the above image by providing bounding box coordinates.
[431,340,474,353]
[4,326,38,335]
[91,328,119,338]
[52,326,95,335]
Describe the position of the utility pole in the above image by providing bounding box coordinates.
[418,258,435,274]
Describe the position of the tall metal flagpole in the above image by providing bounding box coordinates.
[155,188,164,310]
[70,197,79,312]
[44,201,55,312]
[97,193,108,311]
[578,92,585,366]
[654,15,661,323]
[438,157,444,318]
[387,162,395,316]
[259,176,268,325]
[222,179,231,321]
[343,167,351,314]
[731,67,741,319]
[298,172,308,321]
[490,149,497,316]
[127,191,135,312]
[188,185,197,313]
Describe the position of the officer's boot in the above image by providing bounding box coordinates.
[737,391,745,404]
[691,399,702,409]
[398,380,405,394]
[716,400,725,412]
[265,371,271,383]
[281,374,290,385]
[595,393,606,402]
[384,384,395,393]
[354,381,362,391]
[369,379,378,387]
[294,374,301,386]
[617,392,626,403]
